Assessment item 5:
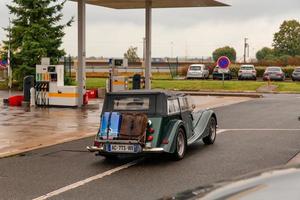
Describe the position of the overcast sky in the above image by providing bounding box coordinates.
[0,0,300,60]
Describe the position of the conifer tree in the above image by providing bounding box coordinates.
[2,0,73,84]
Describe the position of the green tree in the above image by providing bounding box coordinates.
[1,0,73,85]
[273,20,300,56]
[124,46,140,62]
[212,46,236,62]
[256,47,274,61]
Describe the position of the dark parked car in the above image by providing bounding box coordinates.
[87,90,217,160]
[292,67,300,81]
[212,66,232,80]
[263,66,285,81]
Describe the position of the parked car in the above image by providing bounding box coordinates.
[212,66,232,80]
[263,66,285,81]
[292,67,300,81]
[186,64,209,79]
[238,64,257,80]
[87,90,217,160]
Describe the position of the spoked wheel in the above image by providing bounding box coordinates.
[172,128,187,160]
[203,117,217,145]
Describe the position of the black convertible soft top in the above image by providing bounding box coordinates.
[107,89,183,97]
[103,90,185,116]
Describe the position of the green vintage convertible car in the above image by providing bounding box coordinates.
[87,90,217,160]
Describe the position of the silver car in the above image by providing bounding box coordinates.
[263,66,285,81]
[186,64,209,79]
[292,67,300,81]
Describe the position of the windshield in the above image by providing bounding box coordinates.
[241,66,254,70]
[113,97,150,110]
[190,66,202,70]
[267,67,281,72]
[295,68,300,72]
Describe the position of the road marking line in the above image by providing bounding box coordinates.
[217,128,300,133]
[286,152,300,166]
[216,129,228,134]
[32,159,142,200]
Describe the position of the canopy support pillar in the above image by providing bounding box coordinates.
[145,0,152,90]
[77,0,86,107]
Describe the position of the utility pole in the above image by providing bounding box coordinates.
[170,41,174,58]
[243,38,249,63]
[185,41,188,61]
[141,37,146,71]
[8,17,12,89]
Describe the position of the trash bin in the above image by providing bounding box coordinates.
[132,74,141,90]
[23,75,35,102]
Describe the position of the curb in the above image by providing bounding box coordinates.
[182,91,263,98]
[0,132,95,159]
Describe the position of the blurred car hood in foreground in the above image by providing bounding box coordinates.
[162,165,300,200]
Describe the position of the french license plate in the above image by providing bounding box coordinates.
[108,144,138,153]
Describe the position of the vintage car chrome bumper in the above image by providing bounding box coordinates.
[86,146,165,154]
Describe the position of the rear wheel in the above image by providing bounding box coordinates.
[172,128,187,160]
[203,117,217,145]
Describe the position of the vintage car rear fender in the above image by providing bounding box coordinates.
[190,109,217,144]
[160,119,185,154]
[147,117,163,147]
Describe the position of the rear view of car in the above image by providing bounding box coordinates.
[212,66,232,80]
[238,65,257,80]
[263,67,285,81]
[87,90,218,161]
[186,64,209,79]
[292,67,300,81]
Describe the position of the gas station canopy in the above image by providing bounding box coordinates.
[72,0,228,9]
[73,0,228,107]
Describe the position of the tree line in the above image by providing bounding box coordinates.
[213,20,300,66]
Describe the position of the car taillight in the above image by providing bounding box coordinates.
[146,120,155,141]
[162,138,169,144]
[252,70,256,73]
[148,127,155,134]
[147,135,154,141]
[94,141,100,147]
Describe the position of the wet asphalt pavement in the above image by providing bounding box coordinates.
[0,95,248,157]
[0,94,300,200]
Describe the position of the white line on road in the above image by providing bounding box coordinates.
[217,128,300,133]
[32,159,142,200]
[216,129,228,134]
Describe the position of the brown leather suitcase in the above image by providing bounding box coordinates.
[119,113,147,142]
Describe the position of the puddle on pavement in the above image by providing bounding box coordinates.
[0,100,103,157]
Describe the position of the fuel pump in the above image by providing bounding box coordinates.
[36,62,79,107]
[107,58,128,92]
